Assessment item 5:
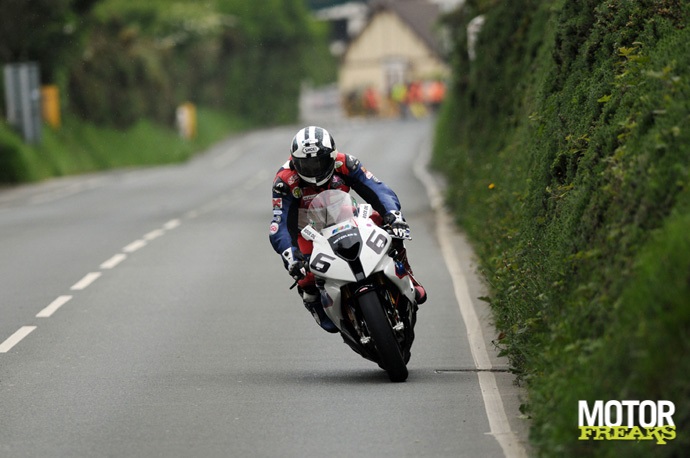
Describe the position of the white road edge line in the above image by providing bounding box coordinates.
[71,272,102,291]
[101,253,127,269]
[37,295,73,318]
[414,140,527,458]
[0,326,37,353]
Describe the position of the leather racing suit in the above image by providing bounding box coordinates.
[269,152,400,289]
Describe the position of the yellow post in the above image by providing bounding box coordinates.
[41,85,61,128]
[187,102,197,140]
[176,102,197,140]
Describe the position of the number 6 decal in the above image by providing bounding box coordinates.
[366,231,387,254]
[311,253,336,273]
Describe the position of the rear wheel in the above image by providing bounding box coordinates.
[359,291,408,382]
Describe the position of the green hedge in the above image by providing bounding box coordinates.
[0,123,44,182]
[434,0,689,455]
[65,0,335,128]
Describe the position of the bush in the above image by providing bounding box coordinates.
[434,0,690,455]
[65,0,335,128]
[68,20,177,128]
[0,123,40,182]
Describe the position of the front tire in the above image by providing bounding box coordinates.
[359,291,408,382]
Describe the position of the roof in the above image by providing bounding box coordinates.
[369,0,444,54]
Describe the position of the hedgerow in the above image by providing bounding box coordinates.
[434,0,689,455]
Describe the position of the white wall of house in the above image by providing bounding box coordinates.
[338,11,448,96]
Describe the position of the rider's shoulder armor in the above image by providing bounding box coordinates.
[340,153,360,173]
[273,161,301,196]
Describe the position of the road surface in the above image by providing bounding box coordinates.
[0,118,529,457]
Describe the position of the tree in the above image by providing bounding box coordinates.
[0,0,99,82]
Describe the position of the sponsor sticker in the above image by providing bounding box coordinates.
[269,222,279,234]
[331,223,352,235]
[330,176,345,189]
[272,198,283,209]
[361,167,380,183]
[292,187,303,198]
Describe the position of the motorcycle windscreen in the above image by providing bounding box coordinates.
[306,190,356,232]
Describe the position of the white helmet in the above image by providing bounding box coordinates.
[290,126,337,186]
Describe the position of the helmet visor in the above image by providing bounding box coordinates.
[293,154,335,182]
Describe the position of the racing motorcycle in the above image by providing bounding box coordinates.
[300,190,418,382]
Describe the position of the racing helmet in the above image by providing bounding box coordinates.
[290,126,337,186]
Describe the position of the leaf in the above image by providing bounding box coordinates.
[597,94,612,103]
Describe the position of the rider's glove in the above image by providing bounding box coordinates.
[383,210,411,240]
[282,247,308,281]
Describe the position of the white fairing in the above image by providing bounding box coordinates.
[301,211,416,333]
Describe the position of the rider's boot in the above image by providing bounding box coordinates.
[392,241,427,305]
[302,290,339,333]
[413,280,427,305]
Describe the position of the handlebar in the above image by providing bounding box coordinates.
[289,262,310,290]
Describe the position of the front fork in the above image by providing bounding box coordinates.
[345,277,406,346]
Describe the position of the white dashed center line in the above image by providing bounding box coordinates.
[36,295,73,318]
[163,219,181,230]
[100,253,127,269]
[2,187,242,354]
[70,272,102,291]
[0,326,37,353]
[144,229,165,241]
[123,239,147,253]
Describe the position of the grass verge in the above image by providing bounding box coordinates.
[0,107,253,183]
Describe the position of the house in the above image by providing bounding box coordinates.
[338,0,450,115]
[313,2,369,57]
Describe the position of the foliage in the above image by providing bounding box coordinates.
[0,0,98,117]
[434,0,690,455]
[0,108,250,182]
[67,17,179,127]
[218,0,335,124]
[0,122,43,182]
[0,0,335,183]
[0,0,98,81]
[64,0,335,127]
[1,0,334,126]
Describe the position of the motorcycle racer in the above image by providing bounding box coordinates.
[269,126,426,332]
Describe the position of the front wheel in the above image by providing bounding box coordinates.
[359,291,408,382]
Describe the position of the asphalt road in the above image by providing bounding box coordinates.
[0,118,528,457]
